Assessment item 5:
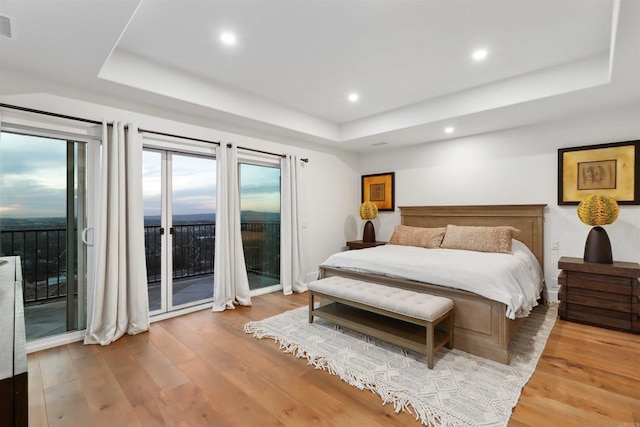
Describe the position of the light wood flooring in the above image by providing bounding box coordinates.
[28,292,640,426]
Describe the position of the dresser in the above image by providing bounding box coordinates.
[558,256,640,334]
[0,257,28,427]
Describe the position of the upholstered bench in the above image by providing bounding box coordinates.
[308,276,454,369]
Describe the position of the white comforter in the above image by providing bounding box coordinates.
[321,241,544,319]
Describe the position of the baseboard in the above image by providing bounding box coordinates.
[543,288,560,305]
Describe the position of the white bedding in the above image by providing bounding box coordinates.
[321,240,544,319]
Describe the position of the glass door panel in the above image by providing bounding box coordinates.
[170,154,215,308]
[142,149,216,314]
[0,132,88,340]
[142,150,163,313]
[239,163,281,290]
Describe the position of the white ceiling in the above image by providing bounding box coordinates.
[0,0,638,152]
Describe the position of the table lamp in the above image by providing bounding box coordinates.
[360,201,378,243]
[577,194,619,263]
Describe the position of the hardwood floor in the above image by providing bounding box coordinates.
[28,292,640,426]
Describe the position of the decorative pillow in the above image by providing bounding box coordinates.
[439,225,521,254]
[388,225,446,249]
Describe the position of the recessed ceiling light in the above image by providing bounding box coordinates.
[472,49,488,61]
[220,31,237,46]
[445,127,455,134]
[348,92,359,103]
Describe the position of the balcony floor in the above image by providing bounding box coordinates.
[24,272,280,341]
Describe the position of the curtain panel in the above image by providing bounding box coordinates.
[281,154,307,294]
[212,144,252,311]
[84,122,149,345]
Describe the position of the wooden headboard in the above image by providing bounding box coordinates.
[399,204,546,266]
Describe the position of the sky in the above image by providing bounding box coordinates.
[0,132,281,219]
[138,148,281,217]
[0,132,70,218]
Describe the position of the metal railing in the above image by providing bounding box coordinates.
[144,223,217,284]
[1,222,280,304]
[240,222,281,279]
[0,227,68,304]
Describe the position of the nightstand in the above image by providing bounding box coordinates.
[346,240,386,250]
[558,256,640,334]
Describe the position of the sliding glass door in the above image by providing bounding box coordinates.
[142,149,216,314]
[0,132,89,340]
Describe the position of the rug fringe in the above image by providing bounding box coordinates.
[244,321,471,426]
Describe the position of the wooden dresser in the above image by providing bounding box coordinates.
[558,256,640,334]
[1,257,28,427]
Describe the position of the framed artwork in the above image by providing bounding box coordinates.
[362,172,395,211]
[558,140,639,205]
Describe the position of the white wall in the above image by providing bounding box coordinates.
[359,106,640,301]
[0,92,360,283]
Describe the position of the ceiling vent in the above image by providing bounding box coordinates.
[0,14,16,40]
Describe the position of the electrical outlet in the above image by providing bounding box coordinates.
[551,241,559,250]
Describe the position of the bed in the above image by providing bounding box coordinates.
[318,204,546,364]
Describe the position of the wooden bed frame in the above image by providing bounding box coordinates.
[319,204,546,364]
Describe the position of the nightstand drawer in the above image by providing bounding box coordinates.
[564,304,633,331]
[566,271,633,293]
[563,287,631,312]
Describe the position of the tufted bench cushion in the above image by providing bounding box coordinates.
[308,275,455,368]
[308,276,453,322]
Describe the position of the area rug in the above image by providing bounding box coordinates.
[244,303,557,427]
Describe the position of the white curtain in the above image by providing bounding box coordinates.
[212,144,252,311]
[84,122,149,345]
[281,155,307,295]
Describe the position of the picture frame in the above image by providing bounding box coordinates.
[558,140,639,205]
[362,172,395,211]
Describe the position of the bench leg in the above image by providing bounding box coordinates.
[308,292,314,323]
[426,322,434,369]
[447,310,454,349]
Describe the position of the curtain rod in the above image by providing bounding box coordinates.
[0,103,103,125]
[227,143,309,163]
[1,103,309,162]
[138,128,220,146]
[0,103,222,146]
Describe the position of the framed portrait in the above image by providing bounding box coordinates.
[558,140,639,205]
[362,172,395,211]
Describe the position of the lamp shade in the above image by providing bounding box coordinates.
[359,202,378,220]
[577,194,619,226]
[577,194,619,264]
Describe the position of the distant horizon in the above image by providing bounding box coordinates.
[0,209,281,219]
[0,211,281,229]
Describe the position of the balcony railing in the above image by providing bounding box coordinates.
[0,227,68,304]
[1,222,280,305]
